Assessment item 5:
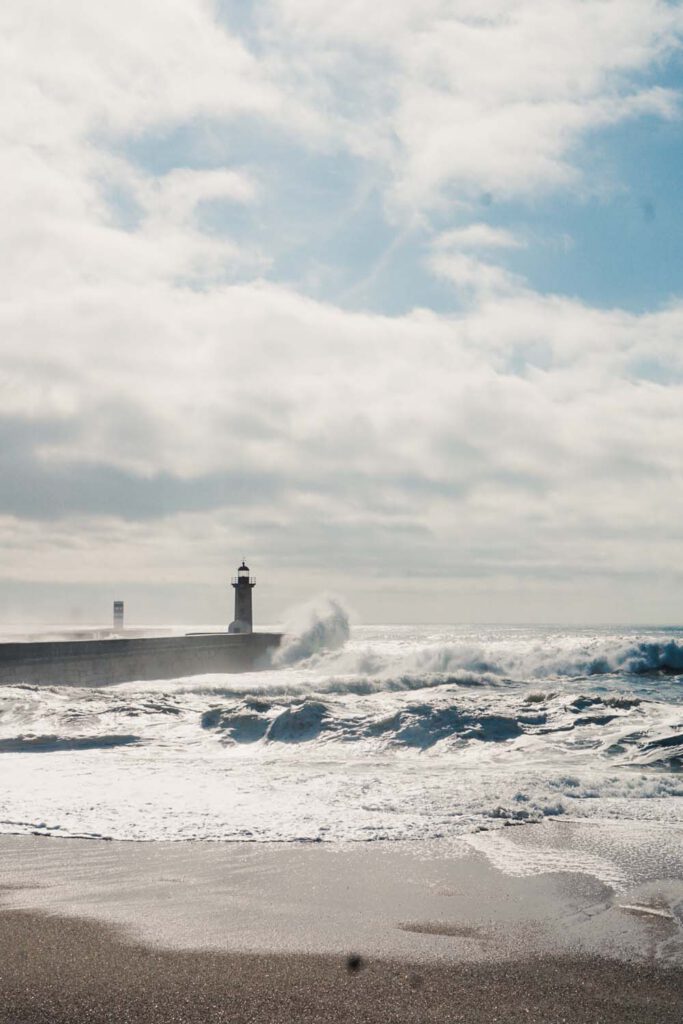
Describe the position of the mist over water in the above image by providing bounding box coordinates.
[0,609,682,844]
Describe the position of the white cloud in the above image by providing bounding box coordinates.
[3,277,683,545]
[0,1,306,301]
[1,1,284,139]
[2,1,683,621]
[266,0,683,210]
[428,223,526,294]
[432,225,524,251]
[429,251,523,294]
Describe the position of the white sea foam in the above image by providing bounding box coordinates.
[271,594,351,665]
[0,622,681,845]
[465,829,630,890]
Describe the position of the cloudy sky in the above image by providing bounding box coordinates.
[3,0,683,625]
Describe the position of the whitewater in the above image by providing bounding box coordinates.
[0,601,681,843]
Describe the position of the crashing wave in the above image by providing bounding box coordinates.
[271,594,351,666]
[2,621,682,845]
[198,689,663,755]
[270,634,683,690]
[619,731,683,771]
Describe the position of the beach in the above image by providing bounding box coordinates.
[2,622,682,1020]
[2,910,681,1024]
[1,821,682,1022]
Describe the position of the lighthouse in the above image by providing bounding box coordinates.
[229,561,255,634]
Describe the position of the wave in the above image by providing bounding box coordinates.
[286,636,683,687]
[0,733,140,753]
[409,638,683,680]
[6,628,680,711]
[183,669,502,704]
[202,696,528,749]
[180,637,683,707]
[271,594,350,666]
[197,688,674,757]
[582,640,683,677]
[614,731,683,771]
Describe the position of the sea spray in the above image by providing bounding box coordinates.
[1,623,682,843]
[272,594,351,666]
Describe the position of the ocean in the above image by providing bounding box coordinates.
[1,600,681,847]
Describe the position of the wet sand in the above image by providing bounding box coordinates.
[1,822,682,1021]
[1,908,682,1024]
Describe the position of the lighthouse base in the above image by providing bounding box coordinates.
[228,619,252,635]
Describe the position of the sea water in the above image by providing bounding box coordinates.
[0,601,681,844]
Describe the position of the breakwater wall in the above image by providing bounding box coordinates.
[0,632,282,686]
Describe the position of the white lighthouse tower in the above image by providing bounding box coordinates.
[229,561,255,634]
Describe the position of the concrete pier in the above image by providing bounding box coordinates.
[0,632,282,686]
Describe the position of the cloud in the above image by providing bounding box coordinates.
[265,0,683,210]
[2,1,284,138]
[3,279,683,589]
[432,225,524,252]
[2,1,683,621]
[0,1,306,301]
[428,251,524,294]
[427,225,526,294]
[140,167,258,223]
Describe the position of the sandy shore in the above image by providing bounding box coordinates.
[1,822,682,1021]
[1,909,682,1024]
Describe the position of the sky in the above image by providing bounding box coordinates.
[3,0,683,625]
